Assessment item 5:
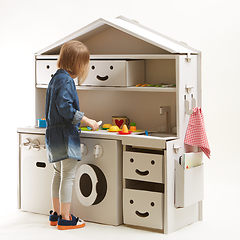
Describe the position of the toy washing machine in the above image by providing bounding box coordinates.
[71,137,123,226]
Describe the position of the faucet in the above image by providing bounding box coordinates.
[160,106,171,134]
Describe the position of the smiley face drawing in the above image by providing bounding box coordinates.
[123,152,164,183]
[123,189,164,229]
[91,64,113,81]
[82,61,126,86]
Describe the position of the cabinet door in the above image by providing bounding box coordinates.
[20,134,53,215]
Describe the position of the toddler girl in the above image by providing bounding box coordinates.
[45,40,99,230]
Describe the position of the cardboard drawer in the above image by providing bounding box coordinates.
[36,60,78,85]
[123,189,164,229]
[123,151,163,183]
[36,60,57,85]
[82,60,144,86]
[175,160,204,208]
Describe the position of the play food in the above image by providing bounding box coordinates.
[80,127,99,131]
[102,124,112,129]
[108,125,120,132]
[130,126,136,131]
[130,122,136,131]
[122,124,129,133]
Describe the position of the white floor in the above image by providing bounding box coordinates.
[0,183,239,240]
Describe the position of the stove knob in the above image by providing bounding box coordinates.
[93,145,103,158]
[81,143,88,156]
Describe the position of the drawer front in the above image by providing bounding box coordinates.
[36,60,57,85]
[36,60,78,85]
[123,189,164,229]
[83,60,144,86]
[83,61,126,86]
[123,151,163,183]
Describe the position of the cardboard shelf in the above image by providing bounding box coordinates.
[36,84,176,92]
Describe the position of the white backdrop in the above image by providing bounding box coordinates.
[0,0,239,237]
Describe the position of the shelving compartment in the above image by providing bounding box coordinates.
[145,58,176,86]
[175,159,204,208]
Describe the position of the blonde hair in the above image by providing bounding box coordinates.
[57,40,90,85]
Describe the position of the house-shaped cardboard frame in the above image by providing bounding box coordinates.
[33,16,203,234]
[36,15,200,55]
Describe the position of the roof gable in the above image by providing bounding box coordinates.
[36,16,199,55]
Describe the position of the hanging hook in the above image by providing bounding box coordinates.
[185,94,196,115]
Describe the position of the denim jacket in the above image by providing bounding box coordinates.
[45,69,82,163]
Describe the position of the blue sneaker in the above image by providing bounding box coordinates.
[57,214,85,230]
[49,210,59,226]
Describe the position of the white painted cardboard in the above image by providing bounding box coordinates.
[181,152,203,169]
[20,134,53,215]
[71,137,123,226]
[175,160,204,208]
[123,151,163,183]
[26,16,203,233]
[36,17,199,56]
[36,60,78,85]
[82,60,144,86]
[123,189,164,229]
[36,60,57,85]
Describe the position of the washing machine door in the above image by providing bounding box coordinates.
[75,164,107,207]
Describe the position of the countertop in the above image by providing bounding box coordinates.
[17,127,178,149]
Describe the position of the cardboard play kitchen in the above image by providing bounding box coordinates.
[17,16,207,234]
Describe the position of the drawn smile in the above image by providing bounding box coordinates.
[135,169,149,176]
[135,211,149,218]
[97,75,109,81]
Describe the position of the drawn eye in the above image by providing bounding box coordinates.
[151,202,155,207]
[151,160,155,165]
[91,66,95,70]
[110,66,113,70]
[130,199,134,204]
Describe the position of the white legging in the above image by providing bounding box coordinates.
[51,158,78,203]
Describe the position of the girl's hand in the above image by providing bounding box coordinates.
[81,116,99,131]
[88,119,99,131]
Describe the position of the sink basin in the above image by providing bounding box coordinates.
[138,131,177,138]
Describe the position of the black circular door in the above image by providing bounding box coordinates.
[75,164,107,206]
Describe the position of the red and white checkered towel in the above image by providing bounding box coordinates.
[184,107,211,159]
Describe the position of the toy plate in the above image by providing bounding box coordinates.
[118,131,132,135]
